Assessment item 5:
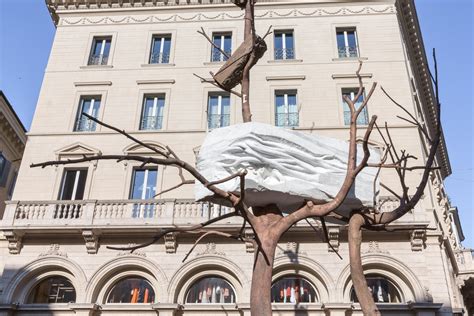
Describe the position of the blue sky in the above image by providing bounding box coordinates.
[0,0,472,247]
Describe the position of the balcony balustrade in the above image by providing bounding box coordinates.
[211,49,231,62]
[150,52,170,64]
[275,112,299,127]
[3,199,237,229]
[208,114,230,129]
[88,54,109,65]
[74,117,97,132]
[140,115,163,130]
[337,46,359,58]
[274,48,295,60]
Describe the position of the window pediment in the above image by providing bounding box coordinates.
[55,143,101,160]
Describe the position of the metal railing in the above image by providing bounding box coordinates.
[74,117,97,132]
[88,54,109,65]
[337,46,359,58]
[150,53,170,64]
[208,114,230,129]
[274,48,295,60]
[211,49,231,62]
[275,112,299,127]
[141,116,163,130]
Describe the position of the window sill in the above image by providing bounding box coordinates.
[141,63,176,67]
[80,65,113,69]
[268,59,303,64]
[332,57,368,62]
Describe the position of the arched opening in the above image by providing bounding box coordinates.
[271,275,318,303]
[185,275,236,304]
[27,276,76,303]
[349,274,403,303]
[105,276,156,303]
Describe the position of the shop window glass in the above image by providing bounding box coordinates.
[106,277,156,303]
[185,276,236,304]
[350,275,402,303]
[27,276,76,303]
[271,276,318,303]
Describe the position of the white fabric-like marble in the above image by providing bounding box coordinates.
[195,122,380,215]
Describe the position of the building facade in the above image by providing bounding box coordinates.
[0,91,26,219]
[0,0,472,315]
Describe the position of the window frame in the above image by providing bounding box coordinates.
[149,34,172,64]
[139,94,166,131]
[273,29,295,60]
[83,32,117,67]
[143,30,177,66]
[58,168,88,201]
[129,167,159,200]
[335,27,359,59]
[341,87,369,126]
[210,32,232,63]
[73,95,102,132]
[207,92,231,130]
[274,89,299,128]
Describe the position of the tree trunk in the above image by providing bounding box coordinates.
[348,214,381,316]
[250,235,277,316]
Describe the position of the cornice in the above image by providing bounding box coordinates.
[53,5,395,26]
[396,0,451,179]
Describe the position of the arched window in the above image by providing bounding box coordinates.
[350,275,402,303]
[27,276,76,303]
[106,276,155,303]
[185,276,236,304]
[271,276,318,303]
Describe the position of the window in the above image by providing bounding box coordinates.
[130,168,157,200]
[211,32,232,62]
[106,277,155,303]
[140,95,165,130]
[185,276,236,304]
[208,93,230,129]
[336,28,358,58]
[59,169,87,201]
[350,275,402,303]
[271,276,318,303]
[274,30,295,60]
[7,170,17,199]
[342,88,369,125]
[150,34,171,64]
[56,169,87,219]
[27,276,76,303]
[74,96,101,132]
[88,36,112,65]
[0,153,10,187]
[275,90,298,127]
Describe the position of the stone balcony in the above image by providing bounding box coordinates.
[0,197,430,254]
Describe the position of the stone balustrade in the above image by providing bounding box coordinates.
[2,199,237,228]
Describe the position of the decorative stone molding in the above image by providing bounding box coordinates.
[362,241,389,255]
[82,230,99,254]
[244,228,254,253]
[266,75,306,81]
[328,227,340,253]
[116,245,147,257]
[3,230,23,254]
[73,81,112,86]
[39,244,68,257]
[196,243,225,257]
[58,6,395,27]
[164,233,177,254]
[136,79,176,85]
[277,242,307,257]
[411,229,426,251]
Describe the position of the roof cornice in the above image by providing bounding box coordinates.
[396,0,451,179]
